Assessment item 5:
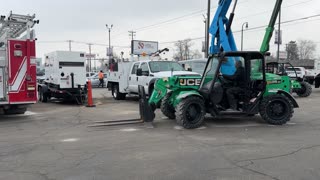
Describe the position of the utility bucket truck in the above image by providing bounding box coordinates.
[38,51,87,104]
[0,12,39,114]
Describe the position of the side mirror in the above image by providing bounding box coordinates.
[136,68,143,76]
[187,68,192,72]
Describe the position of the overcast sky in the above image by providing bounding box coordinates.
[1,0,320,61]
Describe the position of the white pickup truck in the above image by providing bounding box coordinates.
[106,60,200,100]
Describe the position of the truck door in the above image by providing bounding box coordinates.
[128,62,140,93]
[138,62,152,95]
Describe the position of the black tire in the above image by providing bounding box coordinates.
[161,94,175,119]
[4,107,27,115]
[112,84,126,100]
[38,87,42,102]
[259,94,294,125]
[175,96,206,129]
[296,81,312,97]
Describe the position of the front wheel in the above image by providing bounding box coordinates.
[259,94,294,125]
[175,96,206,129]
[161,93,175,119]
[296,81,312,97]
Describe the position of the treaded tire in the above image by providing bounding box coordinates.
[4,107,27,115]
[161,93,175,119]
[259,94,294,125]
[175,96,206,129]
[112,84,126,100]
[296,81,312,97]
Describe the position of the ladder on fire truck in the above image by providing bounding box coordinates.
[0,11,39,42]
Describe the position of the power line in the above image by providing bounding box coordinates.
[113,0,313,40]
[112,0,251,39]
[37,40,130,48]
[159,13,320,45]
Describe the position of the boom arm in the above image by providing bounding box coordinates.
[209,0,238,75]
[260,0,283,53]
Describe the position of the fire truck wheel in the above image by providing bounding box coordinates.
[4,107,27,115]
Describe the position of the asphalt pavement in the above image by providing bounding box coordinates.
[0,88,320,180]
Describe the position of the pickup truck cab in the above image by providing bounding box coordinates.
[107,60,200,100]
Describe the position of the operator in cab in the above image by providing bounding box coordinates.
[223,61,246,111]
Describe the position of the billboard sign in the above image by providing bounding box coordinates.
[131,40,158,55]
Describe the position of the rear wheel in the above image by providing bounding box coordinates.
[295,81,312,97]
[175,96,206,129]
[161,93,175,119]
[112,84,126,100]
[4,107,27,115]
[259,94,294,125]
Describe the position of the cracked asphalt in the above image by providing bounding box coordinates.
[0,88,320,180]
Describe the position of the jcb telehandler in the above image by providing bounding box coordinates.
[136,0,299,129]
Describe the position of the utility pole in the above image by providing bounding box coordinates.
[128,30,136,41]
[67,40,73,51]
[203,15,208,58]
[206,0,211,58]
[106,24,113,65]
[277,8,281,63]
[88,43,92,72]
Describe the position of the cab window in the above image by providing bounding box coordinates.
[141,63,149,72]
[131,63,139,74]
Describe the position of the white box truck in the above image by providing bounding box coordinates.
[38,51,87,104]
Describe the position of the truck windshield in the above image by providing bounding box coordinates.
[149,61,184,73]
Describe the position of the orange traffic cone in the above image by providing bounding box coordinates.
[86,80,96,107]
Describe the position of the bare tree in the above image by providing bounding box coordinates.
[174,38,194,60]
[298,39,316,60]
[286,41,299,61]
[191,49,203,59]
[174,40,185,61]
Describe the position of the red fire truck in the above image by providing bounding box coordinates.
[0,12,39,114]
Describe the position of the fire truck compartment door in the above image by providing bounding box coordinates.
[0,68,4,99]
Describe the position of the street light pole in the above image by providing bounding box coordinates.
[106,24,113,65]
[241,22,248,51]
[277,8,281,63]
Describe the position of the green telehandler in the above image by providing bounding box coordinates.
[134,0,299,129]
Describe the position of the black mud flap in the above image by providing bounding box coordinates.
[138,85,155,122]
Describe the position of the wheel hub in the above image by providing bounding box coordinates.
[186,104,200,121]
[271,103,283,115]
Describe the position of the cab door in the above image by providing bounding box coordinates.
[137,62,152,95]
[128,62,140,93]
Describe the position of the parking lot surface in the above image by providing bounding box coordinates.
[0,88,320,180]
